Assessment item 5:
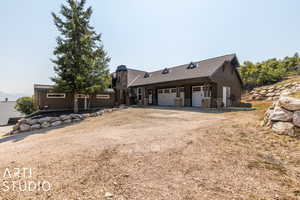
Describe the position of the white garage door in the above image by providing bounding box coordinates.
[192,86,204,107]
[158,88,177,106]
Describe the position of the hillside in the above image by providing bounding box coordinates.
[243,75,300,101]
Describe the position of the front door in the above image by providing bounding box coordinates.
[223,86,231,107]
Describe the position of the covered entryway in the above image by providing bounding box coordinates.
[158,88,177,106]
[192,86,204,107]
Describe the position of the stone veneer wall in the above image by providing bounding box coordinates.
[263,96,300,136]
[248,81,300,101]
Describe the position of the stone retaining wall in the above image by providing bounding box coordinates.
[248,81,300,101]
[9,107,127,135]
[263,96,300,136]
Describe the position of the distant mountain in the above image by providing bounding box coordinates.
[0,91,31,101]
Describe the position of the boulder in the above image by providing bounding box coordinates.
[38,117,52,124]
[70,114,82,119]
[19,124,31,132]
[266,93,275,97]
[73,118,82,122]
[12,124,20,131]
[272,122,294,135]
[60,115,71,121]
[269,107,293,122]
[279,96,300,111]
[293,111,300,127]
[63,119,72,124]
[28,119,39,125]
[98,110,105,115]
[82,113,90,118]
[51,121,62,127]
[11,130,20,135]
[18,118,26,123]
[41,122,51,128]
[31,124,41,130]
[50,117,60,123]
[90,112,98,117]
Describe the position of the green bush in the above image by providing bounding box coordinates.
[15,97,37,115]
[239,53,300,89]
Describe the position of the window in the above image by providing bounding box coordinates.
[192,86,201,92]
[76,94,89,98]
[187,62,197,69]
[162,68,169,74]
[171,88,177,93]
[179,87,184,92]
[164,89,170,93]
[144,72,150,78]
[96,94,110,99]
[47,93,66,98]
[138,88,142,101]
[158,89,163,94]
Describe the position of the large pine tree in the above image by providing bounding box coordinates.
[51,0,111,112]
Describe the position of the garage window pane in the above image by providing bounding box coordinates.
[164,89,170,93]
[171,88,177,93]
[158,89,163,94]
[192,87,201,92]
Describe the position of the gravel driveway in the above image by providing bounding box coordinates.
[0,107,299,199]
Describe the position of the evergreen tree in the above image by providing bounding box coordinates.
[51,0,111,112]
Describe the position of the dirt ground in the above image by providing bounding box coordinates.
[0,107,300,200]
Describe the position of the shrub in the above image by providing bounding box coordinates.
[239,53,300,89]
[15,97,37,115]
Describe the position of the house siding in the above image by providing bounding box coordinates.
[34,89,115,110]
[210,62,243,105]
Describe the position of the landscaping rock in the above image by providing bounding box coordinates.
[51,121,62,127]
[12,124,20,131]
[293,111,300,127]
[269,107,293,122]
[104,192,114,199]
[31,124,41,130]
[50,117,61,123]
[28,119,39,125]
[82,113,90,118]
[63,119,72,123]
[73,118,82,122]
[60,115,71,121]
[41,122,51,128]
[20,124,31,132]
[272,122,294,135]
[279,96,300,111]
[39,117,52,124]
[90,112,98,117]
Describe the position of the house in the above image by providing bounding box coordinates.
[34,54,242,110]
[34,85,115,111]
[113,54,243,108]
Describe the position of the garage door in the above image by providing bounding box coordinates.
[192,86,204,107]
[158,88,177,106]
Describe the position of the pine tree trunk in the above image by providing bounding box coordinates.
[74,93,79,113]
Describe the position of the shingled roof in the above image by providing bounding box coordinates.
[129,54,239,87]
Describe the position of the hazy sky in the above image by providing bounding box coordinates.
[0,0,299,94]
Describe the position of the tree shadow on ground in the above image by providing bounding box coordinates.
[133,106,254,114]
[0,121,83,144]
